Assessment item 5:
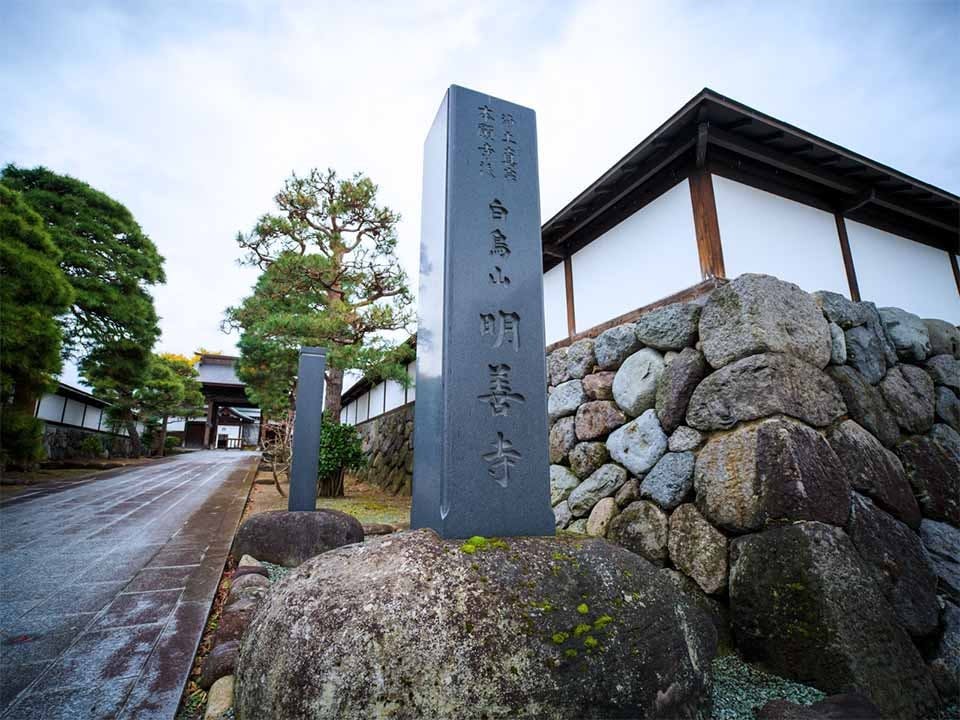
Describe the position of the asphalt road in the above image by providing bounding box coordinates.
[0,450,258,720]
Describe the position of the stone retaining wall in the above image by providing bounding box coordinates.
[348,403,414,495]
[42,423,135,460]
[546,273,959,716]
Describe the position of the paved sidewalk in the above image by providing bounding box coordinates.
[0,450,259,719]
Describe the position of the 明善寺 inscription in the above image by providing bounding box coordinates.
[411,85,554,538]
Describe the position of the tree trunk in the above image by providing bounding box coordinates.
[159,415,168,457]
[323,367,344,422]
[11,380,38,417]
[317,467,345,498]
[125,416,142,457]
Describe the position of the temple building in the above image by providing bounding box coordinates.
[338,87,959,443]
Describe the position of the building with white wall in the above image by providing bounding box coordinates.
[341,88,959,427]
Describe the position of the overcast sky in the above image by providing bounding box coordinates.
[2,0,958,390]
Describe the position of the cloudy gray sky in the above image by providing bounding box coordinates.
[2,0,958,389]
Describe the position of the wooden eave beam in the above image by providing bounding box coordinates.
[553,137,697,247]
[706,126,958,235]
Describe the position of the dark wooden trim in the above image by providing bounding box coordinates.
[951,252,960,296]
[689,169,726,280]
[552,138,697,248]
[834,213,861,301]
[60,397,68,424]
[563,255,576,337]
[545,278,725,353]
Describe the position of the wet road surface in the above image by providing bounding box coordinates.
[0,450,258,719]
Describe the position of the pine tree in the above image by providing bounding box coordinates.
[226,169,414,420]
[0,184,74,467]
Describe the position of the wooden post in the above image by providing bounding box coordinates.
[563,255,576,338]
[834,213,861,301]
[951,252,960,297]
[688,169,725,280]
[203,400,215,449]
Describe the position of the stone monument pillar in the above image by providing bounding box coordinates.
[288,346,326,512]
[411,85,554,538]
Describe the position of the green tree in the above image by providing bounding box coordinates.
[2,166,166,457]
[225,169,414,421]
[139,353,205,455]
[0,185,74,468]
[0,165,165,357]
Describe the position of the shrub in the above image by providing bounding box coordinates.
[0,410,45,470]
[165,435,181,450]
[317,413,366,497]
[79,434,104,458]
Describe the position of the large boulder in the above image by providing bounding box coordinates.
[633,303,701,351]
[843,324,886,384]
[564,339,596,379]
[845,494,939,637]
[569,442,609,479]
[694,417,850,533]
[826,366,900,447]
[606,410,668,476]
[919,519,960,603]
[236,530,718,720]
[582,371,615,400]
[548,380,588,422]
[827,322,846,366]
[639,451,694,511]
[827,420,920,528]
[654,348,708,434]
[549,417,577,464]
[549,465,580,507]
[605,500,669,566]
[686,354,845,431]
[200,640,240,690]
[233,510,364,568]
[547,347,571,386]
[879,307,930,362]
[586,497,619,537]
[879,365,935,434]
[667,504,728,595]
[699,274,831,369]
[612,348,665,417]
[895,427,960,524]
[927,600,960,699]
[935,386,960,433]
[812,290,869,329]
[668,426,703,452]
[728,522,940,719]
[756,694,882,720]
[925,353,960,393]
[594,324,641,370]
[574,401,626,441]
[568,463,628,517]
[924,318,960,358]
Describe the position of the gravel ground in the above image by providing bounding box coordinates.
[710,653,824,720]
[262,561,291,583]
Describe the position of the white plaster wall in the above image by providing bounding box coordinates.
[355,391,369,423]
[571,180,701,331]
[406,362,416,403]
[713,176,849,296]
[845,220,960,322]
[62,399,85,426]
[340,406,348,423]
[385,379,406,412]
[543,263,567,344]
[83,407,102,430]
[36,394,65,422]
[369,382,386,418]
